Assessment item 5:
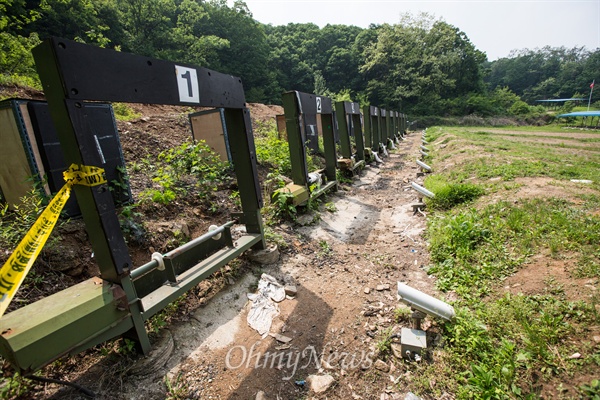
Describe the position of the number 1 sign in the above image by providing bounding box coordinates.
[176,65,200,103]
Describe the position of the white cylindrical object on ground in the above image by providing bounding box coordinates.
[410,182,435,198]
[397,282,455,321]
[416,159,432,172]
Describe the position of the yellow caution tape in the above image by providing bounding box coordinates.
[0,164,106,318]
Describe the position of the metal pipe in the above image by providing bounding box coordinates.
[397,283,455,321]
[131,260,158,280]
[165,221,235,258]
[416,160,432,172]
[420,150,428,157]
[420,145,429,152]
[410,182,435,198]
[130,221,235,279]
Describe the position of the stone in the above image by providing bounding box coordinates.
[270,333,292,343]
[364,287,371,294]
[376,285,385,291]
[296,214,315,226]
[374,359,390,372]
[593,335,600,343]
[569,352,581,359]
[248,245,280,265]
[391,343,403,359]
[255,391,267,400]
[284,284,297,296]
[307,374,335,393]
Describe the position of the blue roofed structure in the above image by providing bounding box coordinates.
[556,111,600,117]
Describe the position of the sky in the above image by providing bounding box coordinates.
[236,0,600,61]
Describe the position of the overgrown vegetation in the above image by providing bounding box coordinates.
[416,126,600,398]
[2,1,597,114]
[138,140,231,209]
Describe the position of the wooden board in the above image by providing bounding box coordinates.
[276,114,287,141]
[189,109,230,162]
[0,107,34,208]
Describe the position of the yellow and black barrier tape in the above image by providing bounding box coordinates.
[0,164,106,318]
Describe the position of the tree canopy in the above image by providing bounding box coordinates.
[1,0,598,115]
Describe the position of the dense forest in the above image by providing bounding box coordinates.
[1,0,599,116]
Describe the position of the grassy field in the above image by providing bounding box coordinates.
[412,125,600,399]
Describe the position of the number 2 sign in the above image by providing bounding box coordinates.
[175,65,200,103]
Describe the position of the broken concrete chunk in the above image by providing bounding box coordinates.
[374,359,390,372]
[284,284,297,297]
[248,245,280,265]
[307,374,335,393]
[269,333,292,343]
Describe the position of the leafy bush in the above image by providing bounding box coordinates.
[112,102,141,121]
[0,189,45,253]
[140,141,230,206]
[509,100,531,115]
[254,122,293,176]
[254,121,318,176]
[425,175,484,210]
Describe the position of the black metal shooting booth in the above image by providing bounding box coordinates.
[0,37,266,373]
[281,91,338,205]
[334,100,365,174]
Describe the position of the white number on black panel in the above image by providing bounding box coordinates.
[316,97,322,114]
[176,65,200,103]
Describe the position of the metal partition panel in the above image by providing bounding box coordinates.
[381,109,388,143]
[335,101,364,161]
[28,37,266,356]
[283,91,337,187]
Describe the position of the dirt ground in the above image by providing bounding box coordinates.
[38,127,434,400]
[1,84,598,398]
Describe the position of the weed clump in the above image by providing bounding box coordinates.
[425,175,484,210]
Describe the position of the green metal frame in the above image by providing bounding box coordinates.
[0,37,266,373]
[281,91,337,204]
[334,101,365,172]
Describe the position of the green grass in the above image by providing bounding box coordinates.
[414,125,600,398]
[433,128,600,183]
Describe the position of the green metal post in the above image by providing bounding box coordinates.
[282,92,308,187]
[334,102,352,159]
[223,108,266,249]
[352,114,365,161]
[321,113,337,182]
[380,109,387,143]
[362,105,372,150]
[372,107,381,153]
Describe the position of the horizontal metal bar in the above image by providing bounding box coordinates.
[164,221,234,258]
[130,260,158,280]
[130,221,235,280]
[141,234,262,318]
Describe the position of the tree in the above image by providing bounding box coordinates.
[360,14,485,115]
